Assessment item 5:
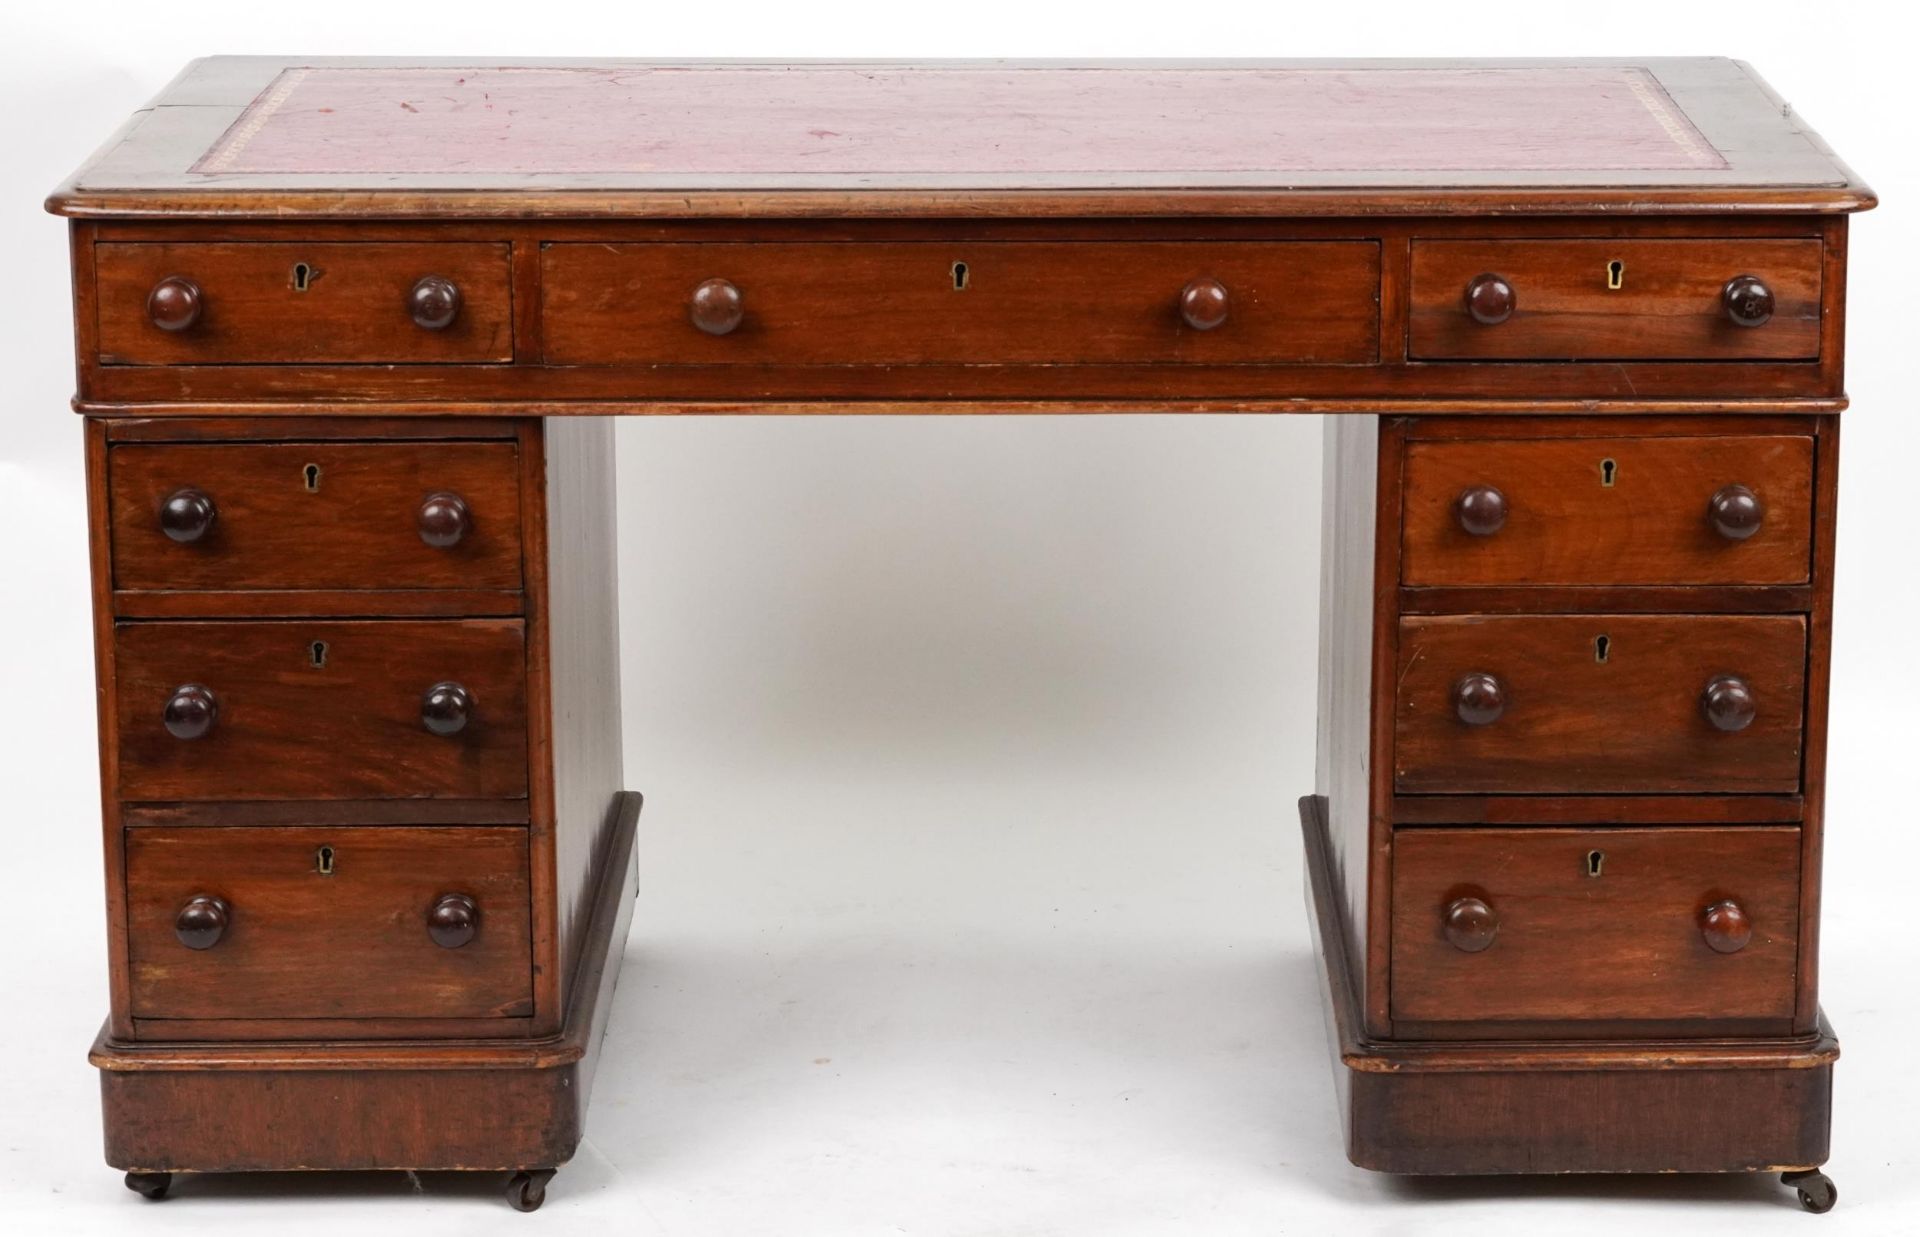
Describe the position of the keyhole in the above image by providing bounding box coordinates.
[1607,259,1625,290]
[1594,634,1611,663]
[292,262,314,292]
[303,463,321,492]
[316,845,336,876]
[1600,458,1618,487]
[951,261,969,291]
[309,640,328,668]
[1587,850,1605,878]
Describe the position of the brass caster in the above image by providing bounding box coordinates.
[506,1168,557,1212]
[1782,1169,1838,1214]
[124,1171,171,1200]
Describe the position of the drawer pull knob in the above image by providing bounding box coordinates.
[1700,899,1753,954]
[159,488,217,543]
[147,275,203,332]
[162,683,218,740]
[1453,484,1508,536]
[427,892,479,949]
[1453,672,1506,726]
[1701,674,1757,732]
[1723,275,1775,328]
[174,894,230,950]
[408,276,463,330]
[420,681,474,736]
[1463,273,1515,325]
[1708,484,1766,541]
[1443,896,1499,953]
[1178,278,1231,331]
[689,278,745,336]
[417,491,472,548]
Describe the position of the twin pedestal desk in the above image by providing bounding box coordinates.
[48,58,1872,1213]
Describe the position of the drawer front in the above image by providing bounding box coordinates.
[110,441,524,592]
[1394,614,1806,794]
[1390,827,1800,1026]
[1402,434,1815,586]
[541,241,1380,366]
[96,242,513,364]
[116,620,529,801]
[127,826,531,1021]
[1408,239,1821,360]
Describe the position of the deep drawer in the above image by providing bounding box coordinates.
[95,241,513,364]
[127,826,531,1022]
[110,441,524,593]
[1401,433,1815,586]
[1394,614,1806,794]
[540,240,1381,366]
[1390,826,1800,1028]
[1408,238,1822,360]
[115,619,529,801]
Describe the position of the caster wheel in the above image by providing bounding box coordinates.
[124,1171,171,1200]
[1782,1169,1838,1214]
[506,1168,556,1213]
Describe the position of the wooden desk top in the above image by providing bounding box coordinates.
[48,57,1871,219]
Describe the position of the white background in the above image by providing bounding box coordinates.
[3,4,1916,1234]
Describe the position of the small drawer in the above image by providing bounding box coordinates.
[540,241,1380,366]
[115,619,528,801]
[1390,826,1800,1028]
[110,440,524,593]
[1402,434,1815,586]
[1394,614,1806,794]
[1408,238,1821,360]
[127,826,531,1022]
[96,241,513,364]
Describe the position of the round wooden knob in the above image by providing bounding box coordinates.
[421,681,474,736]
[417,491,471,548]
[1454,485,1508,536]
[1708,484,1765,541]
[1443,896,1499,953]
[1701,899,1753,954]
[1723,275,1775,328]
[409,276,462,330]
[1179,278,1230,331]
[1464,273,1515,325]
[427,893,478,949]
[159,488,217,543]
[689,278,744,336]
[1453,672,1506,726]
[163,683,218,740]
[174,894,229,950]
[1702,674,1757,732]
[147,276,202,332]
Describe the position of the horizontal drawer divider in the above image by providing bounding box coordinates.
[1392,794,1805,826]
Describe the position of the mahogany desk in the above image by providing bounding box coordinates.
[47,58,1872,1213]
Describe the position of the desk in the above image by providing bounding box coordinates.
[47,57,1871,1213]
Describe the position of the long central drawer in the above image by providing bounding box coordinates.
[539,241,1381,366]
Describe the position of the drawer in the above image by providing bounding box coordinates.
[115,619,528,801]
[95,242,513,364]
[1390,827,1800,1027]
[1402,434,1815,586]
[1394,614,1806,794]
[540,241,1380,366]
[109,441,524,592]
[1408,239,1821,360]
[127,826,531,1022]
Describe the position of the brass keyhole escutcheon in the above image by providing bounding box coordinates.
[303,463,322,492]
[1594,634,1611,664]
[292,262,315,292]
[1607,259,1625,290]
[1587,850,1605,878]
[1600,457,1618,487]
[309,640,329,668]
[316,845,336,876]
[951,260,970,291]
